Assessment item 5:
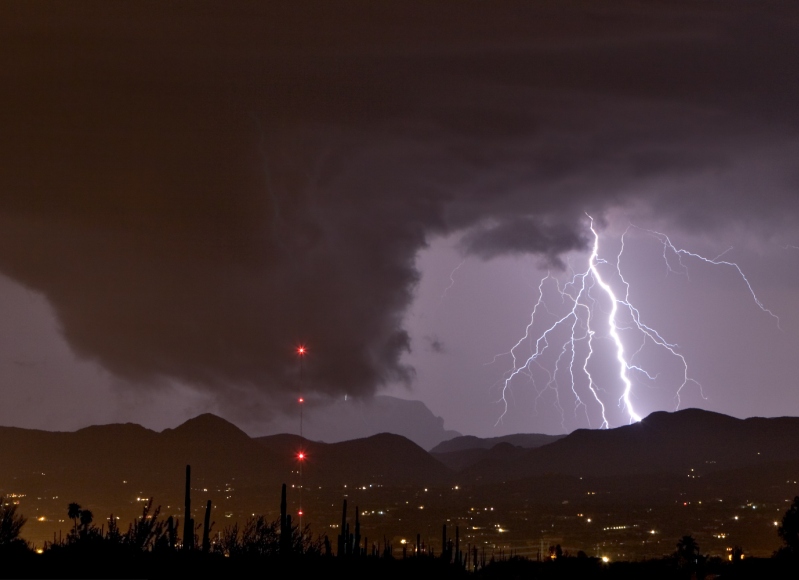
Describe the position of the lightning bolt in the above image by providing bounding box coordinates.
[441,260,466,301]
[641,227,780,327]
[495,216,777,429]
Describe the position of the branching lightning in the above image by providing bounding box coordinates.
[644,228,780,328]
[494,215,778,429]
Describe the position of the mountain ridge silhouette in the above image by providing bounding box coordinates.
[459,408,799,482]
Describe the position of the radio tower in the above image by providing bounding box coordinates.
[296,345,307,530]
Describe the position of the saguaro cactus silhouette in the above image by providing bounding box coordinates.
[354,507,361,556]
[182,465,192,550]
[285,514,292,553]
[337,499,347,556]
[455,525,460,565]
[166,516,176,549]
[280,483,289,555]
[201,500,212,553]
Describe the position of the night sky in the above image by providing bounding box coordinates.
[1,1,798,439]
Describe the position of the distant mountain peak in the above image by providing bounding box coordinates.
[431,432,565,454]
[164,412,251,440]
[74,422,157,436]
[249,395,460,449]
[639,408,740,428]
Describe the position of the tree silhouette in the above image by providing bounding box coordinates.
[217,515,321,557]
[67,502,81,538]
[125,498,167,551]
[106,515,123,545]
[225,515,278,556]
[675,535,699,567]
[778,495,799,554]
[0,498,27,546]
[79,508,94,538]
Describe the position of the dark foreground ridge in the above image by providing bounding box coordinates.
[2,551,798,580]
[2,470,799,579]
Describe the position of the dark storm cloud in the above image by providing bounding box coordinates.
[0,1,797,414]
[460,217,588,266]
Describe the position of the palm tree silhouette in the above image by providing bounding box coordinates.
[676,534,699,566]
[67,503,81,538]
